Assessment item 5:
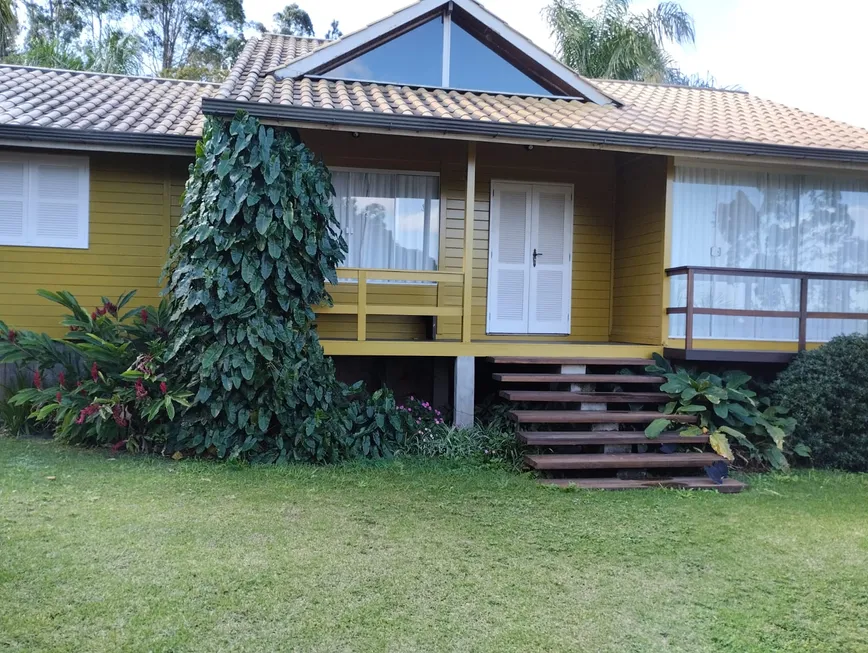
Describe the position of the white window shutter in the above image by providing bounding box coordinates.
[529,186,573,335]
[0,159,28,246]
[31,159,89,248]
[487,182,532,334]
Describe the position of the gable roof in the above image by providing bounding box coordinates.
[270,0,614,105]
[0,64,216,151]
[208,33,868,164]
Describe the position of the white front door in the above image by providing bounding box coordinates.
[487,181,573,335]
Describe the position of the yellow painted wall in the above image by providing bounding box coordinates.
[610,155,668,345]
[436,142,616,342]
[0,150,188,336]
[299,134,619,343]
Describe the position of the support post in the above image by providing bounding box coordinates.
[685,268,695,352]
[798,275,808,352]
[357,270,367,342]
[462,142,477,343]
[453,356,475,427]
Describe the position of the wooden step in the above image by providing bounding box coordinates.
[493,373,665,384]
[508,411,697,424]
[539,476,746,493]
[500,390,669,403]
[518,431,709,446]
[487,357,651,366]
[525,452,723,470]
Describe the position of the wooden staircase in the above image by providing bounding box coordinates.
[489,356,746,493]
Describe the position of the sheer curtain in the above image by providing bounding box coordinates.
[671,165,868,341]
[332,171,439,271]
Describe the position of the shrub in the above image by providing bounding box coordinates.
[164,112,406,463]
[0,370,38,436]
[0,290,189,449]
[646,355,807,470]
[773,334,868,472]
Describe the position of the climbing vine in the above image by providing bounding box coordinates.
[165,113,403,462]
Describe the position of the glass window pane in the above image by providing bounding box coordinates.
[332,171,439,272]
[449,24,552,95]
[325,20,442,86]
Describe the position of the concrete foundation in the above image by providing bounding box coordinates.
[454,356,475,427]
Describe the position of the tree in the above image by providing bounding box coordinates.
[324,19,341,40]
[136,0,244,79]
[272,3,313,37]
[0,0,17,57]
[12,0,142,74]
[544,0,704,85]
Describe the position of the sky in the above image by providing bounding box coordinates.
[243,0,868,129]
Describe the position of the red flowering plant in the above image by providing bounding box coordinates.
[0,290,191,451]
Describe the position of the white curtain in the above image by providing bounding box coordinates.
[671,165,868,341]
[332,171,439,271]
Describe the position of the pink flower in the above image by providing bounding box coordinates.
[112,404,128,427]
[135,378,148,400]
[7,329,15,343]
[56,392,62,403]
[160,381,168,394]
[111,439,127,452]
[33,369,42,390]
[91,362,98,382]
[140,309,149,325]
[91,311,98,321]
[76,403,100,424]
[58,371,65,388]
[103,302,117,317]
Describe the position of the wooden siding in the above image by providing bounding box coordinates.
[437,143,616,342]
[610,155,668,345]
[0,151,188,336]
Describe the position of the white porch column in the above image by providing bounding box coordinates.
[454,356,475,427]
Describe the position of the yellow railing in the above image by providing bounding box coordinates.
[316,268,465,342]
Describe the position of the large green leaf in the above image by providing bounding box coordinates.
[709,431,734,460]
[645,418,671,439]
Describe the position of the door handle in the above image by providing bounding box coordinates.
[533,249,543,267]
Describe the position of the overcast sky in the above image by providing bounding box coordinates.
[243,0,868,129]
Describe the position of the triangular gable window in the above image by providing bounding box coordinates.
[320,12,558,96]
[326,19,443,87]
[449,24,550,96]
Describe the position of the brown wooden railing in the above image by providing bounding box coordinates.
[666,266,868,352]
[315,268,465,342]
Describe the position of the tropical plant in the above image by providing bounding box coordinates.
[644,355,807,470]
[402,418,525,470]
[773,334,868,472]
[544,0,715,86]
[0,290,189,449]
[0,370,38,436]
[164,112,405,463]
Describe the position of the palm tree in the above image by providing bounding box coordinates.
[0,0,17,58]
[543,0,695,83]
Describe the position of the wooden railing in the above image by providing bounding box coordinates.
[315,268,466,342]
[666,266,868,352]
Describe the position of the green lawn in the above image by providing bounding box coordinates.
[1,438,867,653]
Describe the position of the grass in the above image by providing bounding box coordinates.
[1,438,867,652]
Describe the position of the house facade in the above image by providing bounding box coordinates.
[2,0,868,421]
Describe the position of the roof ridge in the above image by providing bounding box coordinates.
[595,78,748,94]
[258,32,330,42]
[0,63,221,86]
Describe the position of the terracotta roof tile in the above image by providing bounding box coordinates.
[0,65,215,137]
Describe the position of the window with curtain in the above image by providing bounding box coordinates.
[670,164,868,341]
[331,170,440,273]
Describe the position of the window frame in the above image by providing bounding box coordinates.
[330,166,442,284]
[0,152,90,249]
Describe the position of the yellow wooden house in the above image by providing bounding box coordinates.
[2,0,868,422]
